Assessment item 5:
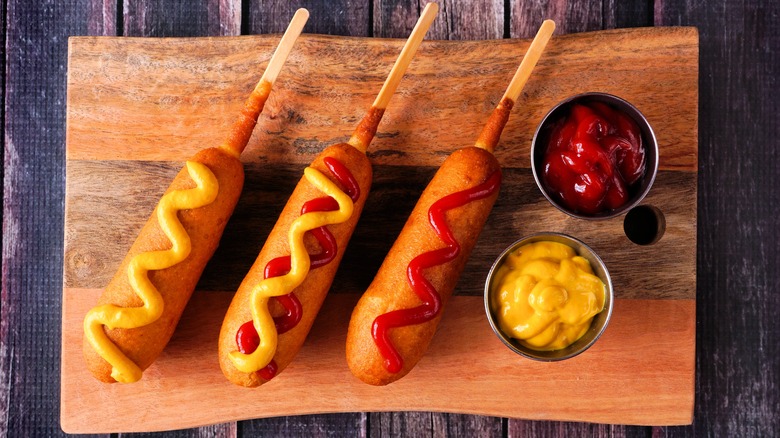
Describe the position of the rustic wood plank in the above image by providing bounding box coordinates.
[655,0,780,436]
[4,1,85,436]
[510,0,602,38]
[61,290,695,432]
[123,0,216,37]
[122,0,241,38]
[209,0,241,36]
[239,414,365,437]
[510,421,652,437]
[0,0,7,431]
[511,0,653,38]
[374,0,504,40]
[64,30,699,171]
[604,0,653,29]
[244,0,370,36]
[0,0,106,437]
[121,424,237,438]
[64,161,696,301]
[369,412,504,437]
[88,0,118,36]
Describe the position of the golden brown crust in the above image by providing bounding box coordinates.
[219,143,372,387]
[346,146,500,386]
[224,81,272,156]
[83,147,244,383]
[350,106,385,150]
[475,98,514,152]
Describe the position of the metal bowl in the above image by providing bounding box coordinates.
[484,233,614,361]
[530,92,659,220]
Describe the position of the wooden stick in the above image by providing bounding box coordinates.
[501,19,555,103]
[373,3,438,110]
[220,8,309,157]
[475,19,555,153]
[348,2,439,153]
[259,8,310,86]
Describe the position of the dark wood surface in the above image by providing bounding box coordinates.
[1,0,777,437]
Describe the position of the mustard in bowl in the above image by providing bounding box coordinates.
[484,233,613,361]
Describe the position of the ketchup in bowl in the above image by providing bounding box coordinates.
[542,101,646,215]
[531,93,658,219]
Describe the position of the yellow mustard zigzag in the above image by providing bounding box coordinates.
[84,161,219,383]
[229,167,354,374]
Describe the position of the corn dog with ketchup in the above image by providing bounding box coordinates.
[218,3,439,388]
[82,9,309,384]
[346,20,556,386]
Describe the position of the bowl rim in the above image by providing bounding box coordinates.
[530,91,660,220]
[483,232,615,361]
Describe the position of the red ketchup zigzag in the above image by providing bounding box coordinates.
[235,156,360,380]
[371,170,501,374]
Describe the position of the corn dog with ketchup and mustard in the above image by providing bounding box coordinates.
[346,20,556,386]
[218,3,439,388]
[82,9,309,384]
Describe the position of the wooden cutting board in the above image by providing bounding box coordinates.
[61,28,698,433]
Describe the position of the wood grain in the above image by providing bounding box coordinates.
[64,161,696,301]
[4,0,778,437]
[245,0,369,36]
[61,289,695,432]
[61,28,697,432]
[656,1,780,436]
[375,0,504,40]
[87,0,117,36]
[1,2,94,437]
[65,28,698,171]
[118,2,240,437]
[124,0,218,37]
[122,0,241,38]
[239,413,365,437]
[511,0,602,37]
[369,412,505,437]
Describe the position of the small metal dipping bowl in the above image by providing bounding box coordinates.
[484,233,614,361]
[530,92,659,220]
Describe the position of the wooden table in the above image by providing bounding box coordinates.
[2,0,777,436]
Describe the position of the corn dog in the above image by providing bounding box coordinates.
[346,20,556,385]
[82,9,309,383]
[218,3,439,387]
